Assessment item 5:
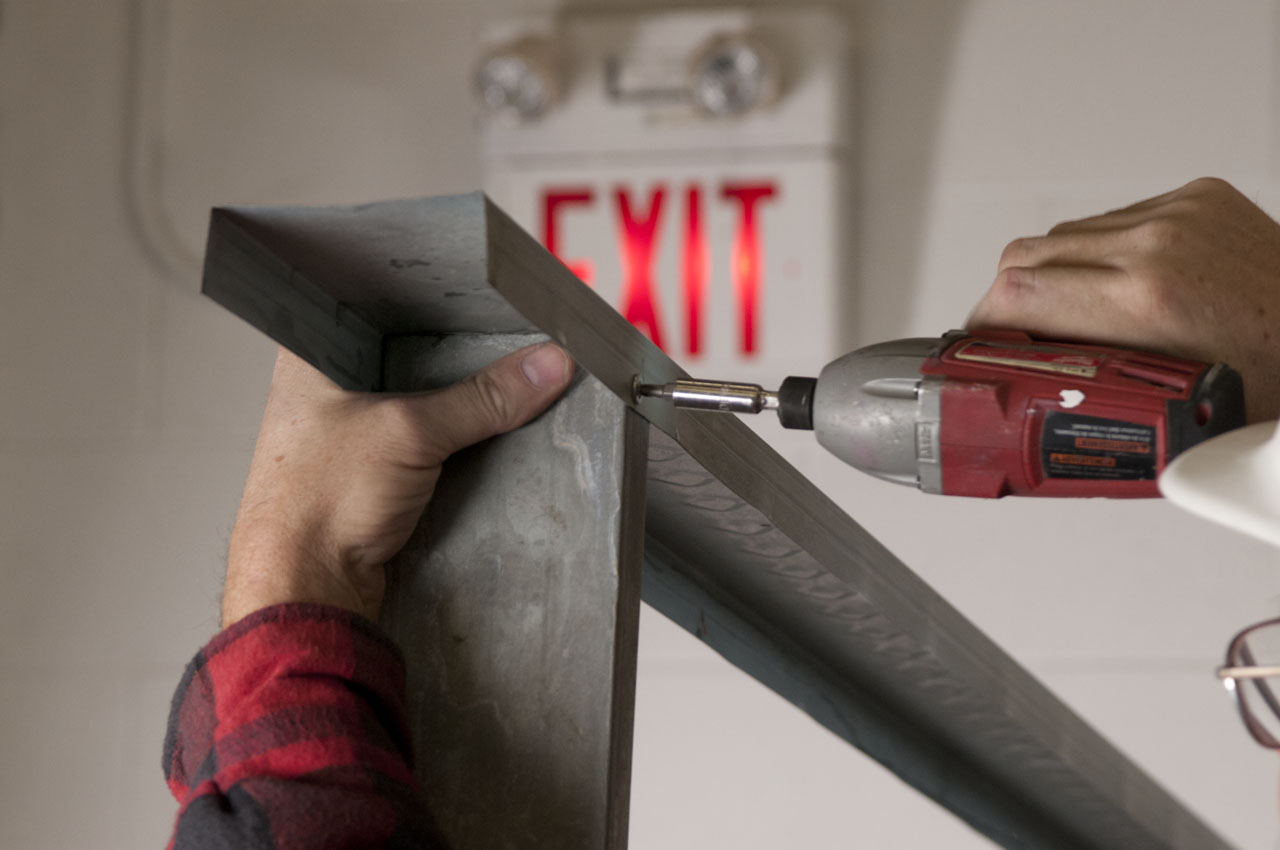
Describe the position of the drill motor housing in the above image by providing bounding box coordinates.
[811,331,1245,498]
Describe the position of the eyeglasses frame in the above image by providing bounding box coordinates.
[1218,616,1280,749]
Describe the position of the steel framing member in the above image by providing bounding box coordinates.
[203,192,1236,850]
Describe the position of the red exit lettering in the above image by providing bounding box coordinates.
[542,190,596,285]
[540,180,778,357]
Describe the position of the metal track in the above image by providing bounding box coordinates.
[202,192,1236,850]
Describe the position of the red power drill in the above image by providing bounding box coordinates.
[635,330,1245,498]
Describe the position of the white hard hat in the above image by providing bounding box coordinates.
[1159,420,1280,548]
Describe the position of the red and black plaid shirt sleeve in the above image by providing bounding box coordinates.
[162,603,445,849]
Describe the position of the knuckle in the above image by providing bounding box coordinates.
[465,370,516,426]
[1184,175,1231,196]
[992,265,1033,295]
[998,237,1036,269]
[978,267,1035,321]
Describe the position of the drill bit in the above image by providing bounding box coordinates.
[633,378,779,414]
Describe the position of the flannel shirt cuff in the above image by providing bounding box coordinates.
[162,603,432,849]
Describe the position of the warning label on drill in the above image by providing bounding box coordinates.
[1041,413,1157,480]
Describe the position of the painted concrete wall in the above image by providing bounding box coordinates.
[3,1,1280,848]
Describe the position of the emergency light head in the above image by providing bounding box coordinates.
[688,33,778,117]
[475,35,561,122]
[1160,419,1280,548]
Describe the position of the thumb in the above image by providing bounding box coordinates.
[424,342,575,457]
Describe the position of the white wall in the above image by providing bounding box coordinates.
[3,1,1280,848]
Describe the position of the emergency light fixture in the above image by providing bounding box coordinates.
[475,24,779,122]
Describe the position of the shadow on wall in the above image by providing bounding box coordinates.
[556,0,968,347]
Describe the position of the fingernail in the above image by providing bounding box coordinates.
[521,344,570,389]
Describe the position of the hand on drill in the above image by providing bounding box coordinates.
[222,343,575,627]
[968,177,1280,423]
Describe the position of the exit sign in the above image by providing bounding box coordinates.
[490,162,841,384]
[480,7,850,387]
